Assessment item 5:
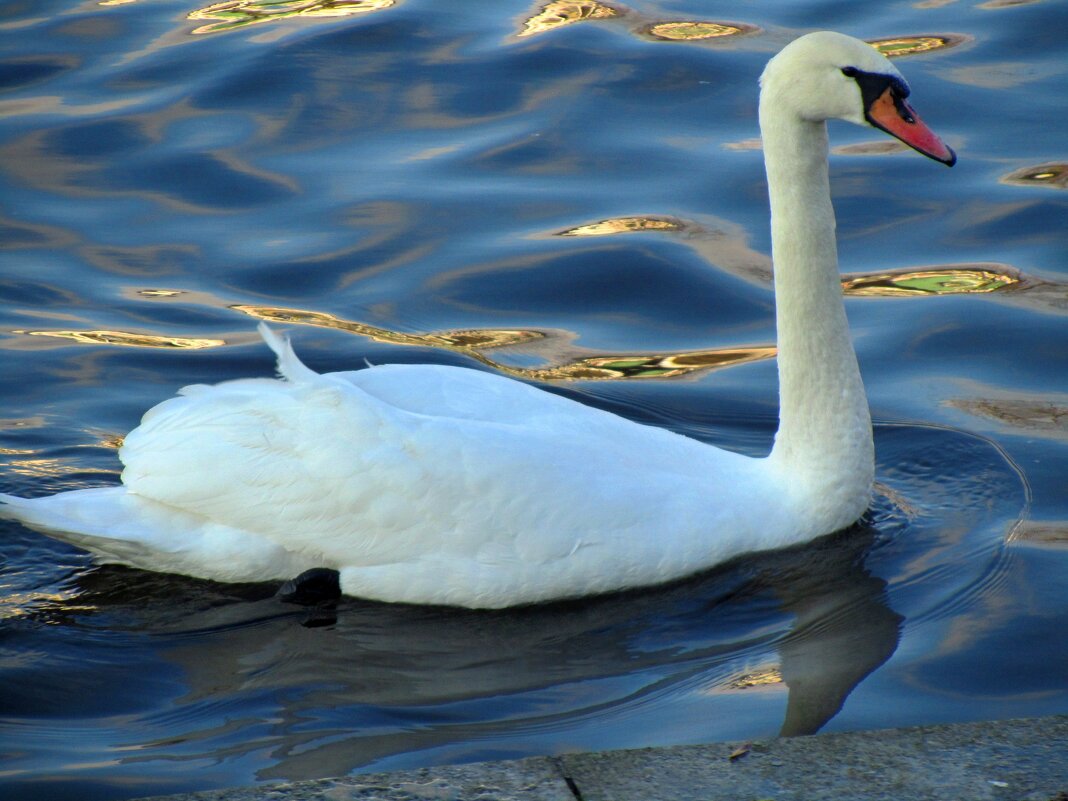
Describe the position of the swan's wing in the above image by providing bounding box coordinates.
[118,363,712,573]
[120,373,412,565]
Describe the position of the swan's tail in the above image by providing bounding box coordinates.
[0,487,160,564]
[257,322,320,384]
[1,488,310,582]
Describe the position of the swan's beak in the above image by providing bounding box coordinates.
[865,87,956,166]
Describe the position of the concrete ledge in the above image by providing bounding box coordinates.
[136,757,573,801]
[562,714,1068,801]
[136,714,1068,801]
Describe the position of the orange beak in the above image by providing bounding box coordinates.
[866,86,956,166]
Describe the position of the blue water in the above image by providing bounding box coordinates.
[1,1,1067,798]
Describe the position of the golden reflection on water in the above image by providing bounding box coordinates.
[233,304,775,381]
[0,588,89,621]
[868,34,969,58]
[233,304,543,351]
[518,2,757,43]
[188,0,395,35]
[557,216,683,236]
[14,330,225,349]
[842,265,1021,296]
[1001,163,1068,190]
[3,456,81,479]
[726,666,784,691]
[644,21,757,41]
[518,1,617,38]
[551,347,776,380]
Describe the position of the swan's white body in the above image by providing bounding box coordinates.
[0,33,954,608]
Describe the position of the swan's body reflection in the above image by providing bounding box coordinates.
[74,520,900,781]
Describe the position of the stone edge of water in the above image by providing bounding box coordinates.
[133,714,1068,801]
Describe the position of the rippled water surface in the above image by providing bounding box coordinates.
[1,1,1067,799]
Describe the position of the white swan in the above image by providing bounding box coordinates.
[0,32,955,608]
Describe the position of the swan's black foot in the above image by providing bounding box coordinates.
[275,568,341,605]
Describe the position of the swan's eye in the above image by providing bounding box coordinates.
[841,66,859,78]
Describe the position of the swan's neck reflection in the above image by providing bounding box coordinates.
[773,532,902,736]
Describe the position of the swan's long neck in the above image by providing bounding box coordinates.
[760,102,873,532]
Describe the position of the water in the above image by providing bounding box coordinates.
[1,0,1066,798]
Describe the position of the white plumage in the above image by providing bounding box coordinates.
[0,33,954,608]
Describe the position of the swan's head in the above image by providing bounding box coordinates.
[760,31,956,166]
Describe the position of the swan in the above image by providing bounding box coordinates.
[0,32,955,608]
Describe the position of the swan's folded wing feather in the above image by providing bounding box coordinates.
[120,375,412,564]
[118,364,738,578]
